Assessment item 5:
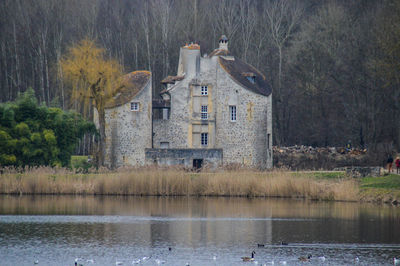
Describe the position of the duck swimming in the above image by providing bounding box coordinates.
[241,251,256,262]
[298,254,312,262]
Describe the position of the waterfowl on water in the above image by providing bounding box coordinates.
[241,251,256,262]
[298,254,312,262]
[74,258,84,266]
[257,243,265,248]
[132,256,149,264]
[280,242,288,246]
[155,259,165,264]
[132,259,141,264]
[394,257,400,264]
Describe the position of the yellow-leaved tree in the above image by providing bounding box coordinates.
[60,39,123,166]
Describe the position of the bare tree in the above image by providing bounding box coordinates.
[264,0,303,97]
[239,0,257,62]
[0,0,397,154]
[152,0,176,77]
[263,0,304,144]
[211,0,240,46]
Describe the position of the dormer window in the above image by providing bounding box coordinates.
[247,76,256,84]
[242,72,256,84]
[201,86,208,95]
[130,102,139,111]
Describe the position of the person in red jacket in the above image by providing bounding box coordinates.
[395,156,400,174]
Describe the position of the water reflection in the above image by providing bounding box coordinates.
[0,195,399,266]
[1,195,398,219]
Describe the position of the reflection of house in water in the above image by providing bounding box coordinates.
[98,36,273,169]
[99,198,273,248]
[144,198,273,247]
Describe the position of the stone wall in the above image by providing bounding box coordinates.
[145,148,223,168]
[104,80,152,168]
[273,146,376,170]
[214,62,272,168]
[344,166,382,178]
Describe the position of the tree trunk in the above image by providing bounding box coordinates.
[1,42,10,100]
[278,45,282,99]
[96,100,106,167]
[13,21,20,94]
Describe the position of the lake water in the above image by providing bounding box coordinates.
[0,196,399,266]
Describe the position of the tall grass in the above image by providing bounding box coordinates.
[0,167,359,201]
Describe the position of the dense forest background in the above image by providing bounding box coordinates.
[0,0,399,153]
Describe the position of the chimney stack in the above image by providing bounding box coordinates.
[218,35,229,50]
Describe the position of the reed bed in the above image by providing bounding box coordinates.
[0,167,359,201]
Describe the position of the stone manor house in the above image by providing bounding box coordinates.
[100,35,273,169]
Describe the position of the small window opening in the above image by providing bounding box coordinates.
[160,142,169,149]
[201,86,208,95]
[162,108,170,119]
[201,105,208,120]
[201,133,208,146]
[229,105,237,121]
[242,72,256,84]
[247,76,256,84]
[131,102,139,111]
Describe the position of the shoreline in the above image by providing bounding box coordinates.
[0,167,398,204]
[0,192,395,205]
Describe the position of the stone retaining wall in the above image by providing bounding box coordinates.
[145,148,223,168]
[344,166,382,178]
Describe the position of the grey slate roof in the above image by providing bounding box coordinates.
[218,57,272,97]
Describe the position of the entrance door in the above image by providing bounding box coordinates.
[193,159,203,169]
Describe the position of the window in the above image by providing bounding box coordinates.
[162,108,170,120]
[160,142,169,149]
[201,105,208,120]
[193,159,203,169]
[229,105,236,121]
[201,133,208,146]
[130,102,139,111]
[201,86,208,95]
[247,76,256,84]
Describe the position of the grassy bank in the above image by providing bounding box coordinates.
[0,167,360,201]
[359,174,400,203]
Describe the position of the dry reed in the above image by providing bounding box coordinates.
[0,167,360,201]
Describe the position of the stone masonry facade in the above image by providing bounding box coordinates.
[98,71,152,168]
[101,36,273,169]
